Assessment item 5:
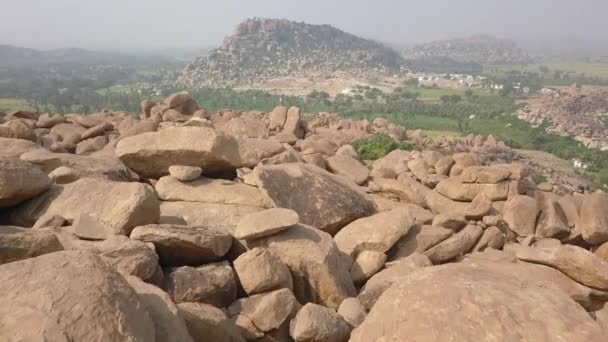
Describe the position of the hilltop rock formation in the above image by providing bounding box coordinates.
[181,18,405,87]
[518,85,608,150]
[1,92,607,340]
[403,34,531,67]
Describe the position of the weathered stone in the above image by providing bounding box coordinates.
[130,224,232,266]
[177,302,245,342]
[0,158,50,208]
[164,261,237,307]
[21,149,139,182]
[0,251,156,342]
[334,208,414,257]
[289,303,351,342]
[503,195,538,237]
[407,158,429,182]
[228,288,298,332]
[579,192,608,245]
[246,224,356,309]
[235,208,299,240]
[221,117,269,139]
[357,253,432,310]
[5,178,159,235]
[72,213,122,240]
[374,176,430,207]
[435,177,509,201]
[434,155,455,175]
[461,166,511,184]
[472,226,505,252]
[283,106,304,139]
[536,192,570,239]
[516,245,608,290]
[423,224,483,264]
[0,137,43,159]
[156,175,271,207]
[254,163,376,234]
[464,192,492,220]
[162,92,200,115]
[431,213,467,231]
[349,250,386,284]
[337,297,366,328]
[126,275,194,342]
[232,314,264,340]
[424,190,469,215]
[351,262,604,342]
[116,127,257,178]
[326,155,369,185]
[0,226,63,264]
[234,248,293,296]
[160,201,264,232]
[269,106,288,130]
[388,224,453,261]
[169,165,203,182]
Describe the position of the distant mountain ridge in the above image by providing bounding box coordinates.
[0,44,168,67]
[403,35,532,66]
[181,18,407,87]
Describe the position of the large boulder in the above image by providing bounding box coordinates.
[228,288,298,333]
[351,263,604,342]
[0,158,50,208]
[130,224,233,266]
[503,195,538,237]
[21,149,139,182]
[0,137,43,159]
[0,251,156,341]
[247,224,356,309]
[4,177,159,235]
[155,175,272,207]
[333,208,414,257]
[254,163,376,234]
[423,224,483,264]
[435,177,509,201]
[579,192,608,245]
[235,208,299,240]
[162,92,200,115]
[0,226,63,264]
[220,117,269,139]
[516,245,608,290]
[159,201,264,232]
[116,127,258,178]
[388,224,454,261]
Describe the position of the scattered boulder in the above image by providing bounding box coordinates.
[351,263,604,342]
[325,154,369,185]
[234,247,293,296]
[334,208,414,257]
[464,193,492,220]
[423,224,483,264]
[159,201,264,231]
[116,127,257,178]
[516,245,608,290]
[228,288,298,333]
[130,224,232,266]
[5,177,159,235]
[388,224,453,261]
[254,163,376,234]
[247,224,356,309]
[289,303,351,342]
[0,158,50,208]
[337,297,366,328]
[235,208,299,240]
[349,250,386,283]
[503,195,538,237]
[164,261,237,307]
[579,192,608,245]
[0,251,156,342]
[177,302,245,342]
[0,226,63,264]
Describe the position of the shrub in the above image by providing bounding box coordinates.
[531,173,548,185]
[352,134,413,160]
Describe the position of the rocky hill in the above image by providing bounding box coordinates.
[180,18,406,87]
[403,35,532,66]
[0,93,607,340]
[518,85,608,150]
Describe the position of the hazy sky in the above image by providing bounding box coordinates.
[1,0,607,51]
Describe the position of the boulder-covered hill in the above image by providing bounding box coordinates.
[518,85,608,150]
[403,35,532,66]
[180,18,406,87]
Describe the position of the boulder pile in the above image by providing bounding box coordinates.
[1,92,607,341]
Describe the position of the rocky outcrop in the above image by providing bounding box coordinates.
[181,18,405,88]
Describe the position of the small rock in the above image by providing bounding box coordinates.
[164,261,237,307]
[235,208,299,240]
[169,165,203,182]
[289,303,351,342]
[233,248,293,296]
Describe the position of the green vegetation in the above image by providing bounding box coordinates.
[352,134,413,160]
[531,173,548,185]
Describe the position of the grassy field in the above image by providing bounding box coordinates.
[0,98,32,112]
